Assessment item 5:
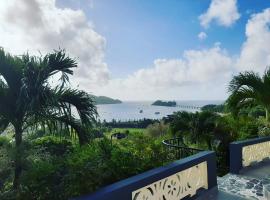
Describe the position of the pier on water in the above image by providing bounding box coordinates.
[176,105,202,110]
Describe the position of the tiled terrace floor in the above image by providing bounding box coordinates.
[217,161,270,200]
[196,188,246,200]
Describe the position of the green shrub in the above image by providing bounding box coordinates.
[19,159,66,200]
[258,124,270,137]
[63,139,129,197]
[0,136,10,147]
[0,136,13,194]
[32,136,73,156]
[146,121,169,137]
[0,133,170,199]
[63,136,167,198]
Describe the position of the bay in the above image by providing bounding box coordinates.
[96,100,223,122]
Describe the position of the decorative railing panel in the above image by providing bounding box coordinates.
[242,140,270,167]
[75,151,217,200]
[132,161,208,200]
[230,136,270,174]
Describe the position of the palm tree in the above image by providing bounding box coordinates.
[193,111,218,150]
[227,68,270,121]
[169,111,218,149]
[0,48,97,188]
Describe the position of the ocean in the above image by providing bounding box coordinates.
[96,100,223,122]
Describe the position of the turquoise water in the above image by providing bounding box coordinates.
[96,100,223,122]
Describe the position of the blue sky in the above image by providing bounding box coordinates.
[1,0,270,100]
[58,0,270,78]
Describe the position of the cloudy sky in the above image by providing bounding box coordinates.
[0,0,270,101]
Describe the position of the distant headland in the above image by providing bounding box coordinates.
[152,100,177,107]
[90,95,122,105]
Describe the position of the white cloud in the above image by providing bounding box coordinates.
[199,0,240,28]
[105,8,270,101]
[198,32,207,40]
[93,45,233,100]
[95,4,270,101]
[0,0,109,89]
[237,8,270,73]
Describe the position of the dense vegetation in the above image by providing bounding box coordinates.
[0,131,169,200]
[90,95,122,105]
[0,50,169,199]
[1,106,270,199]
[227,69,270,121]
[1,48,270,199]
[103,118,159,129]
[201,104,225,113]
[152,100,177,107]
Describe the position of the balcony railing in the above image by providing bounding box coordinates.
[74,151,217,200]
[162,137,229,175]
[162,137,204,160]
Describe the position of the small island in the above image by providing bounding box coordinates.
[152,100,177,107]
[91,95,122,105]
[201,104,225,113]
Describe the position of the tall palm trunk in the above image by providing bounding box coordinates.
[13,125,23,189]
[266,108,270,122]
[206,139,212,150]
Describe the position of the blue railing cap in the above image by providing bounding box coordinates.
[230,136,270,146]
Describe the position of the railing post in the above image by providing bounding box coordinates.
[230,142,242,174]
[207,151,217,189]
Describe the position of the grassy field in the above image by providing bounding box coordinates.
[111,128,145,133]
[105,128,146,138]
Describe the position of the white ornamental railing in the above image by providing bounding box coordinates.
[242,140,270,167]
[132,161,208,200]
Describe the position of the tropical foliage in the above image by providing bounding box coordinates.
[169,111,219,149]
[0,49,97,188]
[145,121,169,137]
[0,132,168,200]
[227,68,270,121]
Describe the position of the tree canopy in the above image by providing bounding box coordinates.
[227,68,270,121]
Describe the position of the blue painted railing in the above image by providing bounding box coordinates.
[230,136,270,174]
[74,151,217,200]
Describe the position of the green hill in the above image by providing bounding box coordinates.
[90,95,122,105]
[152,100,176,107]
[201,104,225,113]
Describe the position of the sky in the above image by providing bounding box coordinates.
[0,0,270,101]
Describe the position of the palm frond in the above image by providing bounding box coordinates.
[226,87,258,115]
[262,67,270,96]
[0,115,9,134]
[1,48,96,145]
[40,49,77,86]
[228,71,263,93]
[0,81,17,121]
[33,113,91,145]
[226,69,270,117]
[55,115,89,144]
[56,88,98,124]
[0,48,23,91]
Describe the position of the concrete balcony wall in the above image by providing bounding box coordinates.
[230,136,270,174]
